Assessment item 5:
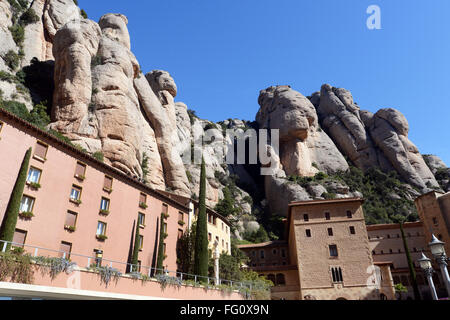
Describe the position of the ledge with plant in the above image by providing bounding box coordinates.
[99,209,110,216]
[19,211,34,219]
[64,225,76,232]
[27,182,41,190]
[139,202,148,209]
[96,234,108,241]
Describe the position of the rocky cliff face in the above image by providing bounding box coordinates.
[1,1,448,238]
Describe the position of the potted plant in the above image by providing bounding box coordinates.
[28,182,41,190]
[19,211,34,220]
[139,202,148,209]
[75,174,85,181]
[99,209,110,216]
[64,225,76,232]
[96,234,108,241]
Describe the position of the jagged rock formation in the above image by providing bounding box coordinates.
[1,2,448,237]
[313,84,440,191]
[256,85,352,215]
[24,0,81,65]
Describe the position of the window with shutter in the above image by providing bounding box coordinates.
[13,229,27,247]
[103,176,113,190]
[75,162,86,178]
[34,141,48,159]
[140,193,147,204]
[65,211,77,227]
[59,242,72,259]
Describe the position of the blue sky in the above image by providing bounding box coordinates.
[79,0,450,164]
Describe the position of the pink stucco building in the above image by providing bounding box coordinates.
[0,108,243,300]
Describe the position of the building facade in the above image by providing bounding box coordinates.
[240,193,450,300]
[0,108,190,276]
[156,191,232,254]
[239,198,396,300]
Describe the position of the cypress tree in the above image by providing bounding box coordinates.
[130,219,140,273]
[0,147,32,251]
[194,157,209,280]
[399,222,421,300]
[156,213,166,274]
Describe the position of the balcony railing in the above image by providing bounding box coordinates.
[0,240,266,295]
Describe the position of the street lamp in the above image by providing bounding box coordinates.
[428,234,450,297]
[418,252,438,300]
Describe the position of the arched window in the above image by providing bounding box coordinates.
[267,274,276,284]
[276,273,286,286]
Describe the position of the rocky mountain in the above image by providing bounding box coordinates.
[1,0,448,240]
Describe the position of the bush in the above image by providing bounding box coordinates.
[20,8,40,25]
[0,71,17,83]
[2,50,20,70]
[92,151,104,162]
[80,9,88,19]
[9,24,24,46]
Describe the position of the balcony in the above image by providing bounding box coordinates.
[0,240,257,300]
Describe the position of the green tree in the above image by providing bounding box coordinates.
[176,222,196,274]
[244,226,270,244]
[214,186,236,217]
[130,217,140,273]
[399,221,421,300]
[194,157,209,280]
[156,213,166,274]
[394,283,408,300]
[0,148,31,251]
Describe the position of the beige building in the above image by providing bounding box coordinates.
[158,191,232,254]
[239,198,396,300]
[240,191,450,300]
[415,191,450,255]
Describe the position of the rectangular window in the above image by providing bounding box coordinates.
[349,226,355,235]
[70,185,82,201]
[65,211,77,227]
[303,214,309,222]
[260,250,265,259]
[222,239,224,247]
[104,175,113,190]
[281,249,286,258]
[138,235,144,250]
[163,243,166,254]
[208,214,212,223]
[213,216,217,225]
[328,228,333,236]
[432,217,438,226]
[27,167,42,184]
[215,236,219,243]
[59,241,72,259]
[138,213,145,226]
[162,203,168,215]
[96,221,107,236]
[305,229,311,237]
[100,197,110,211]
[20,195,35,213]
[325,212,330,220]
[178,211,184,222]
[346,210,352,218]
[331,267,343,283]
[178,229,183,239]
[208,233,212,241]
[12,229,27,247]
[140,193,147,205]
[74,162,86,178]
[137,260,142,272]
[34,141,48,160]
[329,245,338,257]
[163,223,167,234]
